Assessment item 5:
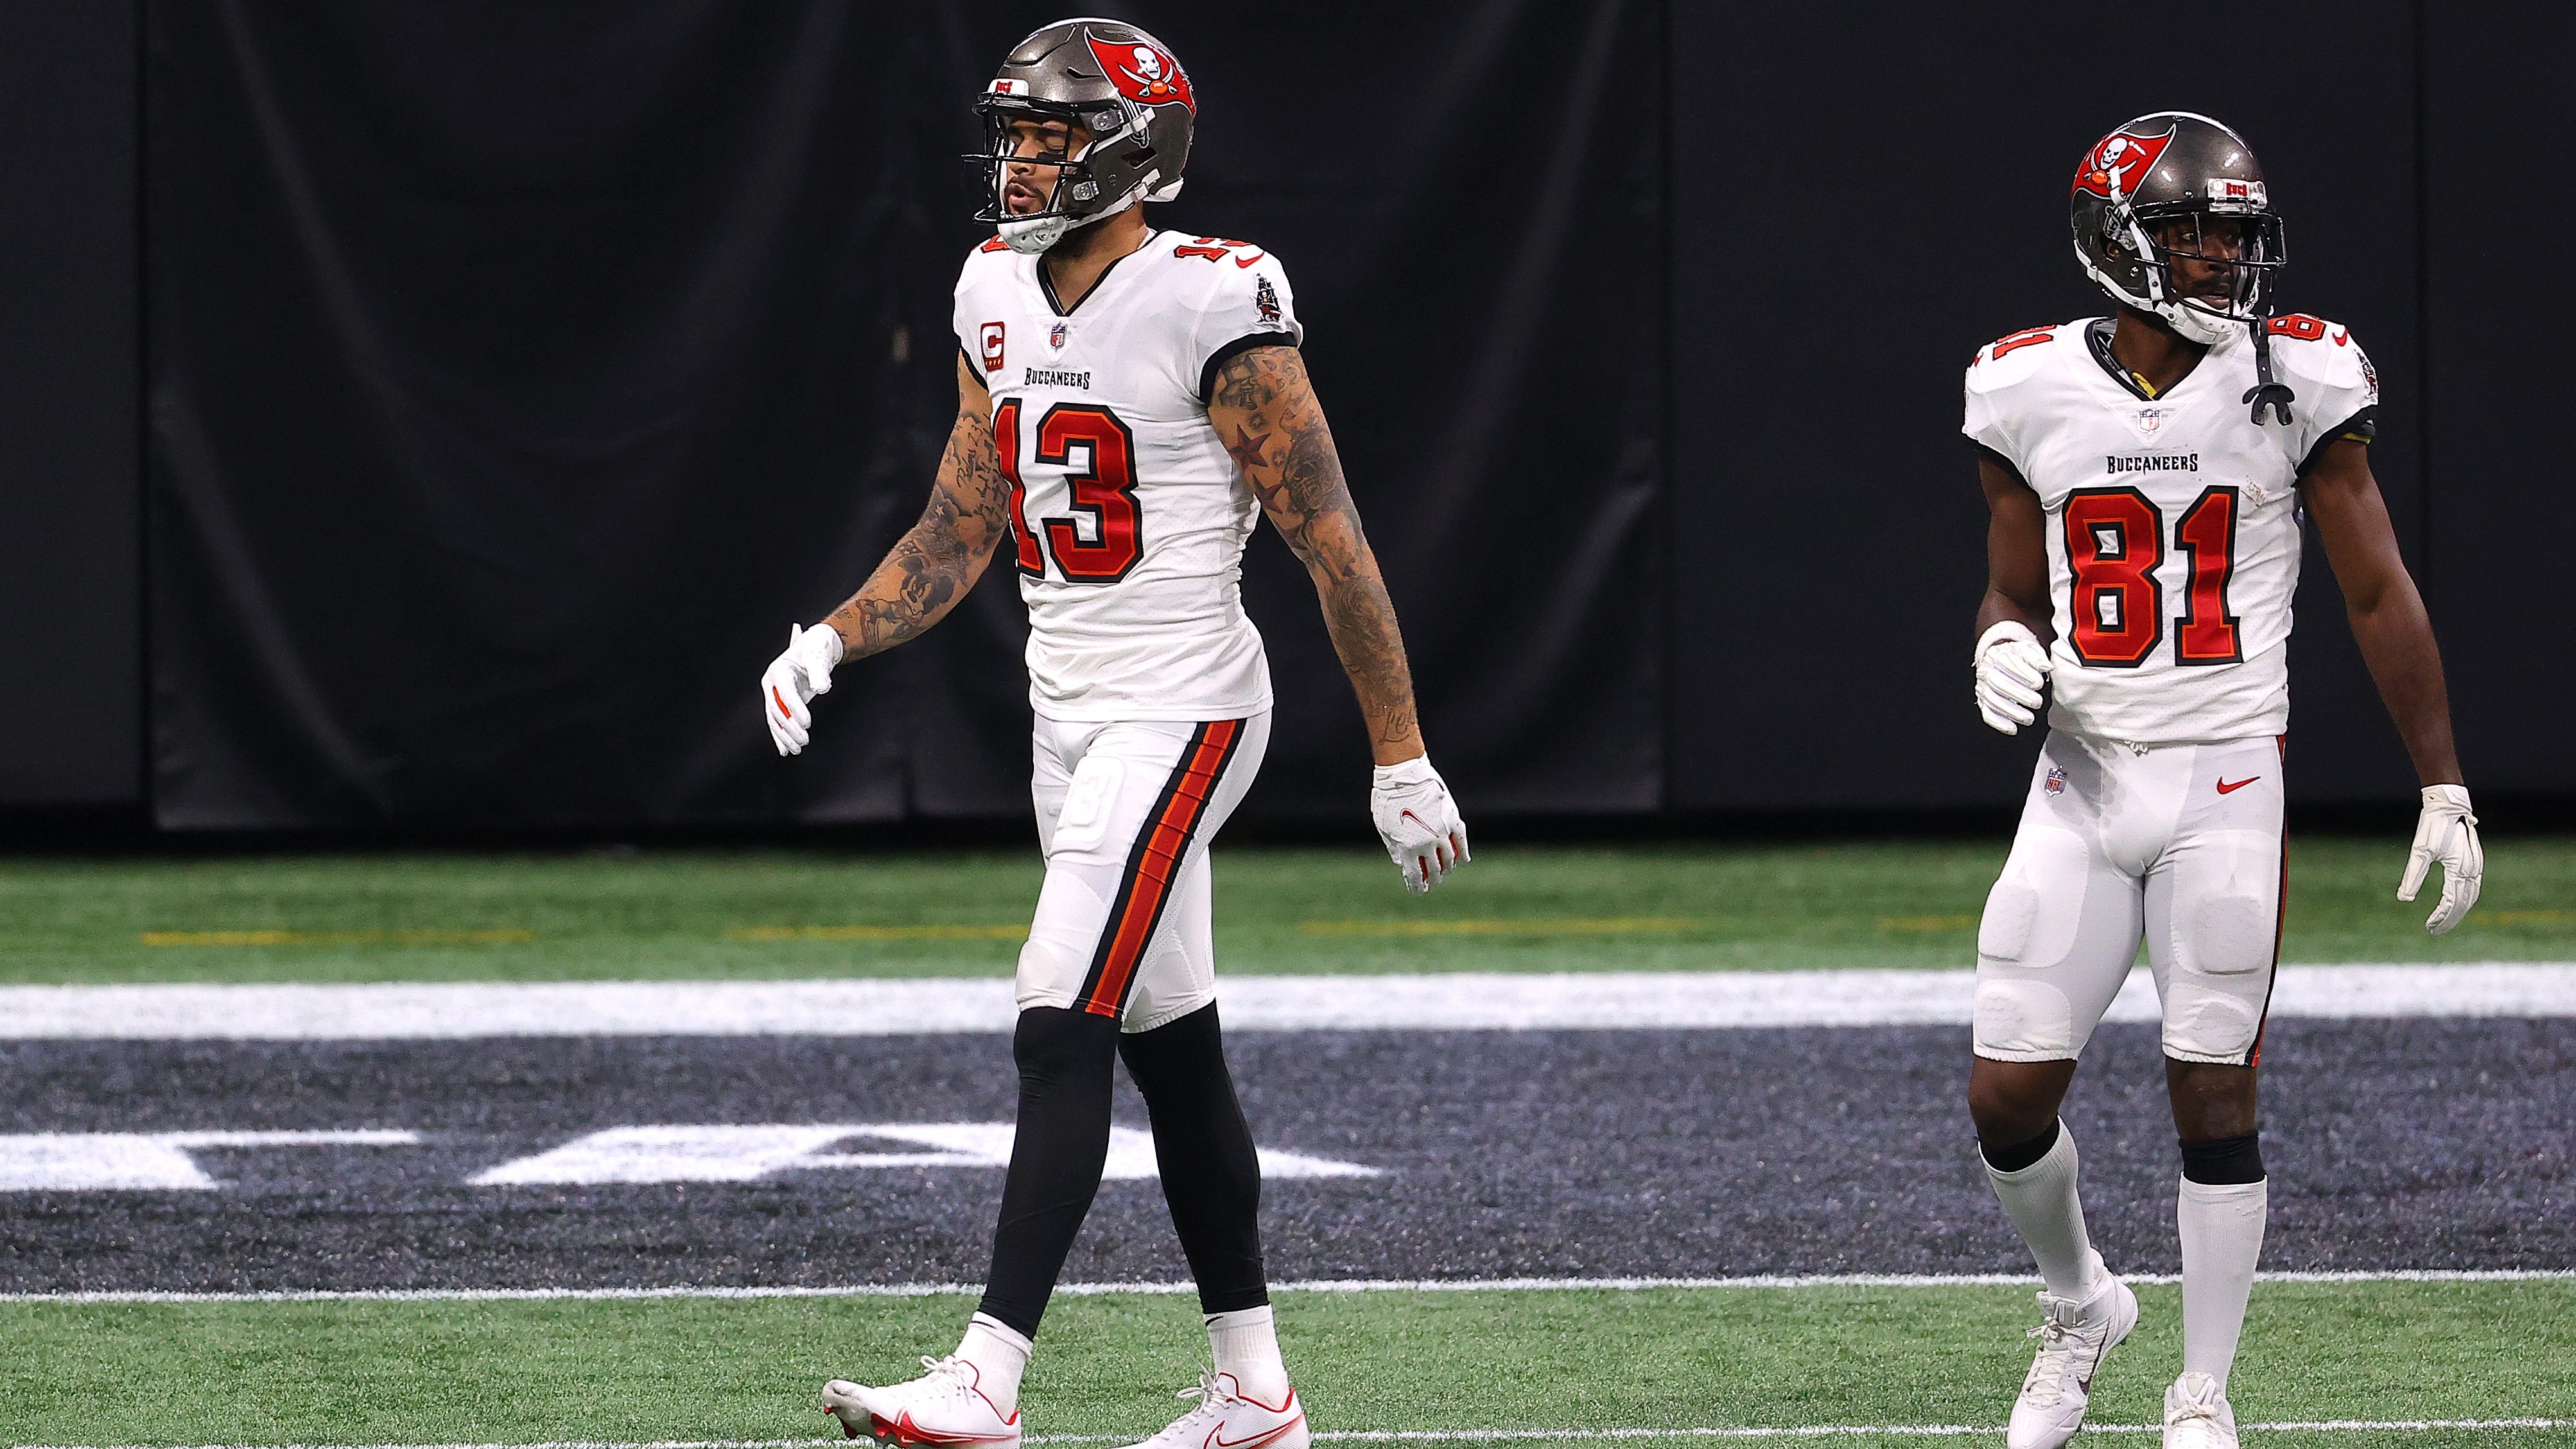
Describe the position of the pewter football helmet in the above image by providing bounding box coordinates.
[2070,112,2286,345]
[968,19,1196,254]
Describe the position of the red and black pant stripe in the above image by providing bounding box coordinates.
[1075,718,1247,1018]
[2243,734,2288,1068]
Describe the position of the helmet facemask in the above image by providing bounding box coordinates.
[2133,206,2287,342]
[968,94,1168,255]
[2085,188,2289,345]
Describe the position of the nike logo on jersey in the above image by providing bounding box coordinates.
[2216,776,2261,795]
[2332,328,2351,346]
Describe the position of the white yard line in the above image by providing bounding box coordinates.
[21,1421,2576,1448]
[1,965,2571,1039]
[3,1268,2564,1305]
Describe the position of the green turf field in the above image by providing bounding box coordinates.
[4,1281,2570,1447]
[0,838,2568,984]
[4,841,2568,1448]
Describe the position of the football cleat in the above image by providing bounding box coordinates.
[2006,1274,2139,1449]
[821,1355,1022,1448]
[1114,1371,1307,1449]
[2162,1371,2240,1448]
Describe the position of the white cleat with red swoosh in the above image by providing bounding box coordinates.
[2007,1274,2139,1449]
[822,1355,1022,1448]
[1117,1371,1308,1449]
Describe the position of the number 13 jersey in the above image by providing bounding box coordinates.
[953,231,1301,722]
[1962,315,2379,744]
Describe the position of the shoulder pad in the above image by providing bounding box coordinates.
[1967,320,2081,389]
[2268,315,2376,394]
[1168,235,1268,264]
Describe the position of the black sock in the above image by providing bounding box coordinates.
[977,1006,1122,1338]
[2179,1129,2265,1184]
[1118,1003,1269,1315]
[1979,1117,2062,1174]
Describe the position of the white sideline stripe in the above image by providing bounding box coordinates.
[22,1421,2576,1448]
[3,1267,2566,1304]
[2,964,2572,1039]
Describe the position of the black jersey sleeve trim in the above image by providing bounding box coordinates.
[1199,331,1301,405]
[2297,404,2378,478]
[1966,438,2028,486]
[957,338,988,385]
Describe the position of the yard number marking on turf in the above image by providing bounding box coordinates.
[0,1130,419,1191]
[468,1123,1376,1186]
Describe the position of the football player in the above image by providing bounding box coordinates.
[1960,113,2482,1449]
[758,19,1468,1449]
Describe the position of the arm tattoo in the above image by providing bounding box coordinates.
[1210,346,1423,757]
[824,402,1012,659]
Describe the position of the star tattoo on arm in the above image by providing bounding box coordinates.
[1223,421,1275,473]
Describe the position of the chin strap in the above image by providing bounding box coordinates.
[2243,314,2296,426]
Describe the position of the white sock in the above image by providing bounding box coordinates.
[1983,1120,2107,1299]
[957,1313,1032,1414]
[2178,1176,2267,1389]
[1206,1304,1291,1403]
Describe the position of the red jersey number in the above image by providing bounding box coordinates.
[1174,236,1266,267]
[993,401,1145,584]
[2062,486,2245,667]
[992,400,1046,579]
[2172,487,2245,665]
[2062,489,2164,667]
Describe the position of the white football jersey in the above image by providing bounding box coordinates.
[952,231,1301,721]
[1963,314,2379,743]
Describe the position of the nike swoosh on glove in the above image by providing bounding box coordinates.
[761,622,844,756]
[1370,755,1469,894]
[1974,620,2052,735]
[2398,782,2482,935]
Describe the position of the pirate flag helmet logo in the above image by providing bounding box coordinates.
[1085,33,1194,112]
[2074,127,2174,200]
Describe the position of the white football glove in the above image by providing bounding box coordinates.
[1370,755,1469,894]
[760,622,844,756]
[2398,783,2483,935]
[1973,620,2053,735]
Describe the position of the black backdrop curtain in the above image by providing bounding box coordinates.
[146,0,1664,829]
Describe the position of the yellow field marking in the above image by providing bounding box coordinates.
[1296,917,1703,938]
[2473,909,2572,926]
[725,924,1029,942]
[140,929,534,947]
[1877,915,1978,932]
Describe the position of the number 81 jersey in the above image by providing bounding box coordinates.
[1962,315,2380,744]
[954,231,1301,721]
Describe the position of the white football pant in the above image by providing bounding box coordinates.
[1976,732,2286,1066]
[1018,711,1270,1032]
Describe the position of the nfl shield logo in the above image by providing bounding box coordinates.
[2044,765,2069,797]
[1048,322,1068,350]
